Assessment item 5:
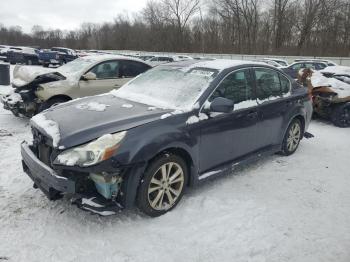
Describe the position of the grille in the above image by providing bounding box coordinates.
[38,143,52,166]
[32,128,53,166]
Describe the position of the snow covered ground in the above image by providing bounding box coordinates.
[0,66,350,262]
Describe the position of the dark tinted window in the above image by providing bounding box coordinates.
[304,63,316,70]
[255,68,283,100]
[279,74,291,94]
[209,69,255,105]
[119,61,150,78]
[315,63,327,70]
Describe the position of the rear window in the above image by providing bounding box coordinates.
[255,68,290,101]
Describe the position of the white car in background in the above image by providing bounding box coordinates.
[146,56,175,66]
[258,59,284,68]
[294,59,337,67]
[262,58,289,67]
[1,55,152,117]
[173,55,194,61]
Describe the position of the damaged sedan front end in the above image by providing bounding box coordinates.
[1,67,66,117]
[21,94,170,215]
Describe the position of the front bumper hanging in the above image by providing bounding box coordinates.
[21,142,76,199]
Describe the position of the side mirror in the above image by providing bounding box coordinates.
[210,97,234,113]
[81,72,97,81]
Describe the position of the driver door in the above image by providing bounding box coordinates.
[78,60,125,97]
[199,69,259,174]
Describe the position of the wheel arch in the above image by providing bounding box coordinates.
[281,113,306,147]
[46,94,72,103]
[147,147,195,187]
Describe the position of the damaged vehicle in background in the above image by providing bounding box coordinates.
[1,55,151,117]
[6,46,40,65]
[21,59,313,217]
[38,47,78,67]
[299,67,350,127]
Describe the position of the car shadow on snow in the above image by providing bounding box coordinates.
[11,152,290,226]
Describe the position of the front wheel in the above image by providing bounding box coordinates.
[137,154,188,217]
[331,103,350,128]
[280,119,303,156]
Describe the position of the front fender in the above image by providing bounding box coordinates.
[114,118,200,208]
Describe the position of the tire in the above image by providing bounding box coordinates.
[280,119,303,156]
[43,64,49,68]
[38,97,70,113]
[137,154,188,217]
[331,103,350,128]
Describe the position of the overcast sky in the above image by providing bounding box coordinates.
[0,0,148,33]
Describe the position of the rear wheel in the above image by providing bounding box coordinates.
[280,119,303,156]
[137,154,188,217]
[331,103,350,127]
[38,97,70,113]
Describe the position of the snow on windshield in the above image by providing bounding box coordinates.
[111,67,218,110]
[57,58,95,74]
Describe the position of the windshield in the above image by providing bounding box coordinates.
[112,67,218,109]
[57,58,94,74]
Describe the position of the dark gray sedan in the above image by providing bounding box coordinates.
[21,59,313,217]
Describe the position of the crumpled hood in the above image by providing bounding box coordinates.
[311,71,350,98]
[31,94,172,149]
[12,65,67,88]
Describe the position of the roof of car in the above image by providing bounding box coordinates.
[162,59,267,70]
[80,54,151,64]
[292,61,327,65]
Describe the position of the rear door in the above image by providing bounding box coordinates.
[199,68,259,173]
[253,67,293,148]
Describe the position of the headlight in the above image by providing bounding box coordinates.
[54,131,126,167]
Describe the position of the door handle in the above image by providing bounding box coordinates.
[114,84,121,88]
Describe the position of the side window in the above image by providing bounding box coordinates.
[316,63,326,70]
[291,63,303,70]
[304,63,316,69]
[89,61,119,79]
[279,74,291,95]
[209,69,255,107]
[255,68,283,100]
[120,61,150,78]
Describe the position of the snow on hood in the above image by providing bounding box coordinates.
[12,65,55,87]
[76,102,110,112]
[12,65,82,88]
[321,66,350,75]
[31,113,60,148]
[311,71,350,98]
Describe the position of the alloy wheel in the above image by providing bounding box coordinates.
[287,122,301,152]
[147,162,185,211]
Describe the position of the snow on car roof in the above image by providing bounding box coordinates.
[80,54,148,64]
[167,59,266,71]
